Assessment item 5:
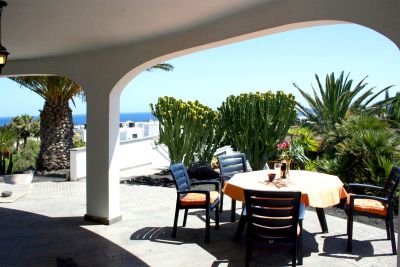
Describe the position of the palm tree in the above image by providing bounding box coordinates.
[378,91,400,128]
[10,63,173,172]
[293,71,392,134]
[387,92,400,121]
[10,76,82,172]
[11,114,39,149]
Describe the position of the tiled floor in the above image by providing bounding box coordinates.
[0,180,397,266]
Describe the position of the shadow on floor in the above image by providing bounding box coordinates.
[318,233,395,260]
[0,208,149,267]
[130,220,320,266]
[121,176,174,187]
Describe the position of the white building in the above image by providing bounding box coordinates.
[74,120,159,142]
[136,121,160,138]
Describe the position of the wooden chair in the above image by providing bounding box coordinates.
[346,166,400,254]
[217,153,249,222]
[244,190,303,267]
[170,163,220,243]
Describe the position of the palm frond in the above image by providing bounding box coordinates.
[146,63,174,72]
[294,71,393,133]
[10,76,83,104]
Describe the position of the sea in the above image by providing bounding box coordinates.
[1,111,304,126]
[0,112,157,126]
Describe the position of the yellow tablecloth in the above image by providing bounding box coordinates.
[223,170,348,208]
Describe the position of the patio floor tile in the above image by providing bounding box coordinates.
[0,181,396,266]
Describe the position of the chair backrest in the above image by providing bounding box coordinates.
[383,166,400,204]
[218,153,248,178]
[170,163,191,191]
[244,190,301,242]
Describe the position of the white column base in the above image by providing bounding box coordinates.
[84,214,122,225]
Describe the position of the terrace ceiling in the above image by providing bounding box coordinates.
[5,0,269,60]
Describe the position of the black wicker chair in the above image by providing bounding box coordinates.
[217,153,249,222]
[244,190,303,267]
[346,166,400,255]
[170,163,220,243]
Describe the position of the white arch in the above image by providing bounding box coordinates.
[3,0,399,224]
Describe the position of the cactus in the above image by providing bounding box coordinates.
[197,112,223,163]
[219,91,297,170]
[150,97,221,165]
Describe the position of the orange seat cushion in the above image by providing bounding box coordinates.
[180,191,220,207]
[347,194,387,216]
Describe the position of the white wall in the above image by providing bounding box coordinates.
[70,147,87,181]
[119,137,153,169]
[151,143,170,167]
[146,124,159,137]
[70,136,157,181]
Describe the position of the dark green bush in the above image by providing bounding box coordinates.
[315,115,400,213]
[13,139,40,172]
[317,115,400,184]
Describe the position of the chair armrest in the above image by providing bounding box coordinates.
[177,189,210,196]
[299,203,306,220]
[191,180,220,191]
[348,183,383,192]
[220,175,232,184]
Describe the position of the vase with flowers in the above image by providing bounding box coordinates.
[277,140,307,177]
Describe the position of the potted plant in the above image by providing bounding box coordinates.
[277,140,308,176]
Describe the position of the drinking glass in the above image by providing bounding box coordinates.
[274,162,281,178]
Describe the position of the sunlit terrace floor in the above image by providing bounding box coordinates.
[0,179,397,266]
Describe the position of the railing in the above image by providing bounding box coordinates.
[69,137,170,181]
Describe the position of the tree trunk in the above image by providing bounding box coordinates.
[36,101,74,172]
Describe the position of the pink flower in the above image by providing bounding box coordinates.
[277,140,290,150]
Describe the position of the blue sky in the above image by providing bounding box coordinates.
[0,23,399,117]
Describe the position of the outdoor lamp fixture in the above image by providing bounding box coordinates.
[0,1,9,73]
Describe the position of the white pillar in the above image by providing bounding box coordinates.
[84,87,122,224]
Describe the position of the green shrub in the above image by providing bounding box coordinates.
[316,115,400,185]
[73,133,86,148]
[304,159,318,171]
[378,91,400,128]
[287,127,320,161]
[13,139,40,172]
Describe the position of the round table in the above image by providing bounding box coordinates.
[223,170,347,207]
[223,170,348,233]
